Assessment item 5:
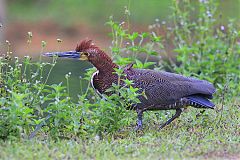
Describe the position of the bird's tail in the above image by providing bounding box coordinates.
[186,95,215,109]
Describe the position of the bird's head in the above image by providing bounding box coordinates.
[43,40,105,61]
[43,40,117,71]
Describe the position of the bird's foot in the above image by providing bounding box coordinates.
[158,108,183,131]
[135,124,143,131]
[135,118,143,131]
[135,116,144,131]
[159,123,167,130]
[135,108,144,131]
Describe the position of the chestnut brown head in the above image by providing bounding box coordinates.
[43,40,111,63]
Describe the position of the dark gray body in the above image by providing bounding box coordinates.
[124,67,215,111]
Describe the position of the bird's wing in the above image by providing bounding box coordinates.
[125,68,215,105]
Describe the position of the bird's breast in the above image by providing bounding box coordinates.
[91,71,118,96]
[91,70,102,96]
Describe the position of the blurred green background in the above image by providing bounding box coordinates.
[7,0,172,25]
[0,0,239,99]
[6,0,240,26]
[3,0,240,55]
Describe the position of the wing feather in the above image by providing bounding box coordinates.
[125,68,215,105]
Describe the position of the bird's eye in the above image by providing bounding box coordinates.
[83,52,90,56]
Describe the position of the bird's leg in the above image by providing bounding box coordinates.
[135,108,144,131]
[159,108,183,130]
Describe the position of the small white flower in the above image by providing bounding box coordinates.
[220,25,225,31]
[206,10,212,18]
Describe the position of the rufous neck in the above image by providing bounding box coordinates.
[90,59,118,74]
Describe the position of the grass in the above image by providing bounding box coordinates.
[1,100,239,159]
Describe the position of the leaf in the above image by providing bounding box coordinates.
[143,62,156,68]
[128,32,139,41]
[148,51,158,56]
[135,59,143,68]
[141,32,149,38]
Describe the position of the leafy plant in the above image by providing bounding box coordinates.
[169,0,240,98]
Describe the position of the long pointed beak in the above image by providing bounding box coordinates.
[43,51,80,59]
